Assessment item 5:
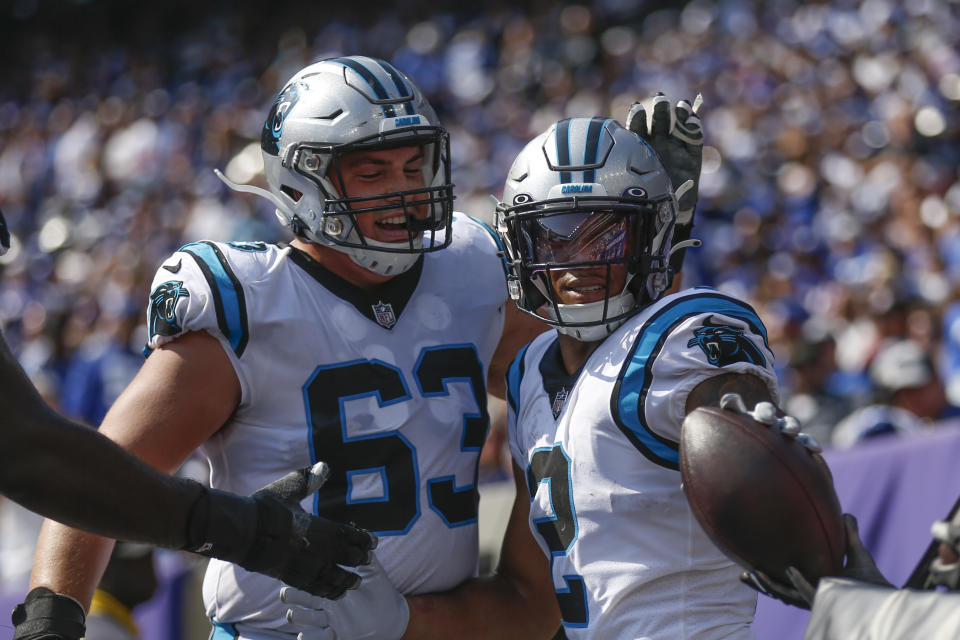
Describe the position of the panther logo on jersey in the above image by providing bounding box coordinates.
[149,281,190,337]
[687,316,765,367]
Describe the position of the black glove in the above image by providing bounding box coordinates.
[11,587,86,640]
[740,514,894,609]
[626,93,703,278]
[741,567,816,609]
[0,207,10,255]
[184,461,378,599]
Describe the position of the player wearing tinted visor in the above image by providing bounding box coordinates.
[501,196,681,342]
[496,118,695,342]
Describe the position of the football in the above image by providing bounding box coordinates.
[680,405,846,584]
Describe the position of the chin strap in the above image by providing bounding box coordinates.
[673,179,696,225]
[214,169,289,212]
[669,238,701,258]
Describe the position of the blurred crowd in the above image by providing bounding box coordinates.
[1,0,959,461]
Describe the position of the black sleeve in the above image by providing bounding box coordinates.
[0,331,200,549]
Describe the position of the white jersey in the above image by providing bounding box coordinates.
[506,288,779,640]
[145,215,506,633]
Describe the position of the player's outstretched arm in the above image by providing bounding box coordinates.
[279,461,559,640]
[12,332,374,639]
[0,330,205,542]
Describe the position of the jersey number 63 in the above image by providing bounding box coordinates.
[304,344,488,535]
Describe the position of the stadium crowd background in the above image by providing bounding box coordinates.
[0,0,958,633]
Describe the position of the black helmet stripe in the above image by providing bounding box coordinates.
[583,117,610,183]
[332,56,396,117]
[556,118,572,184]
[374,60,417,116]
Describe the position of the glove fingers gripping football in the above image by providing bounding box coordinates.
[719,393,817,451]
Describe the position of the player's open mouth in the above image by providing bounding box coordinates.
[374,214,418,242]
[560,282,607,303]
[375,215,409,230]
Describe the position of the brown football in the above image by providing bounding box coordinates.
[680,405,845,583]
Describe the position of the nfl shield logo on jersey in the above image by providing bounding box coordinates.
[372,300,397,329]
[551,387,568,419]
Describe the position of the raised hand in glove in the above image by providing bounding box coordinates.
[184,461,378,599]
[282,551,409,640]
[626,93,703,278]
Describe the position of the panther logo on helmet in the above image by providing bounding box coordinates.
[261,81,305,156]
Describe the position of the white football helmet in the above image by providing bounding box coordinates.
[496,118,682,341]
[217,55,454,276]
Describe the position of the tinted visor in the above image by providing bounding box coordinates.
[530,212,631,264]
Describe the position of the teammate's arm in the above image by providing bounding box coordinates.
[27,330,244,608]
[0,332,204,544]
[28,330,373,604]
[402,461,560,639]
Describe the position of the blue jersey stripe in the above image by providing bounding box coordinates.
[180,242,249,357]
[506,342,531,417]
[375,59,416,116]
[333,57,395,117]
[613,293,769,469]
[556,119,572,184]
[210,621,238,639]
[582,117,608,183]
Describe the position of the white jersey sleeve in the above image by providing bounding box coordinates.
[145,240,265,356]
[144,240,275,409]
[619,288,780,466]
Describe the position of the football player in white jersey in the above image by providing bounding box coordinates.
[19,56,543,640]
[278,118,820,640]
[487,118,778,639]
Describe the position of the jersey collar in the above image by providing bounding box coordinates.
[539,336,585,419]
[287,244,423,330]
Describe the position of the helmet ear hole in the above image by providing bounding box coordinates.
[281,186,303,202]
